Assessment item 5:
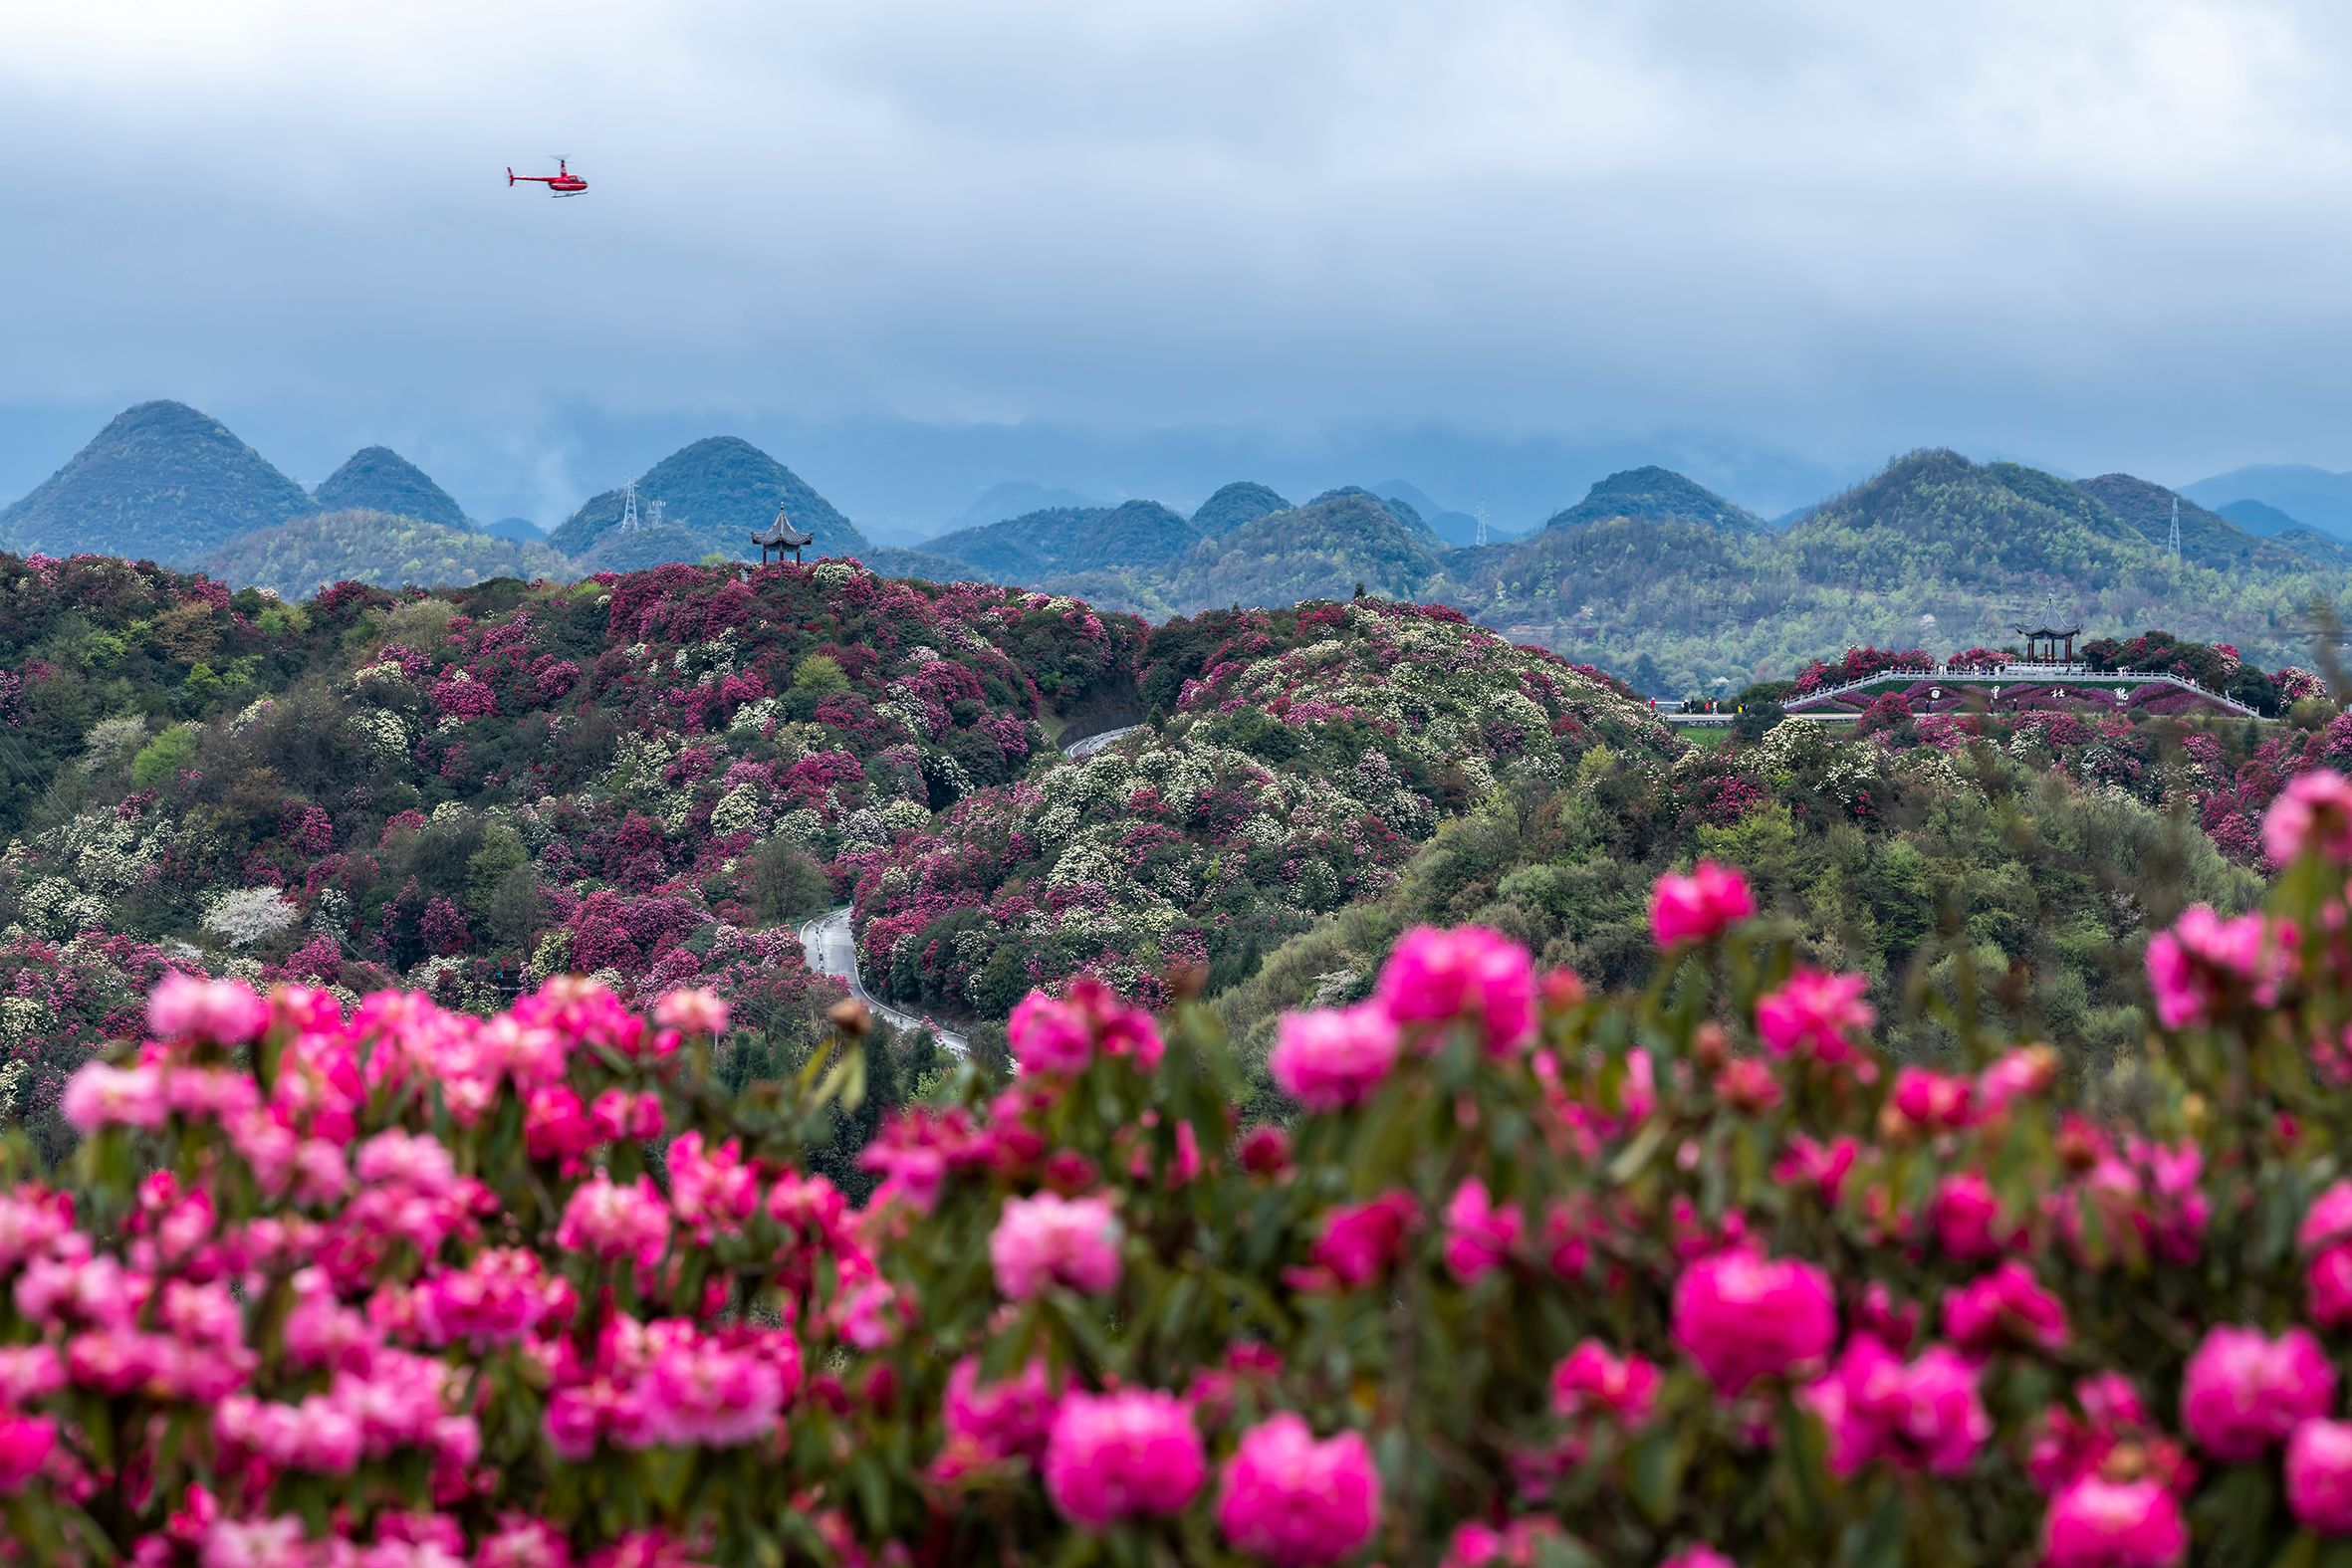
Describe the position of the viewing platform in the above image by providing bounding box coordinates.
[1778,661,2256,720]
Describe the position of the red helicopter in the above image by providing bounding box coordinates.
[507,157,588,197]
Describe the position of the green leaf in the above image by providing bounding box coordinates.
[1624,1427,1685,1525]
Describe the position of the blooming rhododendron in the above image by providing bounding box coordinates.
[990,1192,1123,1299]
[2264,768,2352,866]
[146,972,271,1045]
[1801,1336,1989,1476]
[2144,905,2295,1029]
[2290,1418,2352,1535]
[1008,976,1164,1075]
[1671,1248,1836,1394]
[1649,859,1755,946]
[1942,1260,2068,1354]
[1296,1191,1419,1289]
[2180,1324,2337,1461]
[1376,924,1536,1053]
[1550,1340,1661,1426]
[2042,1476,2189,1568]
[10,819,2352,1561]
[1268,1001,1400,1110]
[1214,1413,1381,1566]
[1754,968,1875,1066]
[1042,1389,1206,1528]
[1442,1177,1523,1282]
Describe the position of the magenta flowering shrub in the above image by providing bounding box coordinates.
[13,782,2352,1561]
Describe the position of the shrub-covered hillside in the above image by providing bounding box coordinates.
[199,510,565,598]
[845,598,1680,1016]
[0,553,1144,1147]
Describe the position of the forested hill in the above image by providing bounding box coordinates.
[1449,449,2352,695]
[0,400,319,564]
[1540,465,1764,533]
[198,510,565,599]
[549,437,872,563]
[312,446,471,529]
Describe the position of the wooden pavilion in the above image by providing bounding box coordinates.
[753,504,814,564]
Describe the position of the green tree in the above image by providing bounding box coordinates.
[128,725,197,788]
[792,654,850,697]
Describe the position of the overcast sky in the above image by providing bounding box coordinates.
[6,0,2352,521]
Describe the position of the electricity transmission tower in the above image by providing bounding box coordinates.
[617,481,641,534]
[2168,496,2182,561]
[1475,501,1489,548]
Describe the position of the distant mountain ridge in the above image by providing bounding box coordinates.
[313,446,471,530]
[943,480,1105,535]
[929,499,1201,581]
[0,400,319,565]
[2184,464,2352,542]
[549,437,870,562]
[2073,473,2307,574]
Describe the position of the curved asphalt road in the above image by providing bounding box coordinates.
[797,906,970,1056]
[1061,723,1143,759]
[793,728,1142,1056]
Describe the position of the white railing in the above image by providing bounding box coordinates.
[1780,663,2253,716]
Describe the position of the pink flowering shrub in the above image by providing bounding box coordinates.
[18,784,2352,1562]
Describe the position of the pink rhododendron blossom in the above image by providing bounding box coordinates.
[0,1414,55,1493]
[1298,1192,1419,1289]
[652,987,729,1036]
[2180,1324,2336,1461]
[59,1063,168,1133]
[939,1356,1058,1469]
[1550,1340,1661,1427]
[1008,977,1163,1075]
[2144,905,2295,1029]
[990,1192,1122,1299]
[2043,1476,2189,1568]
[1801,1336,1989,1477]
[1712,1055,1780,1114]
[1755,968,1875,1067]
[2290,1419,2352,1535]
[1930,1171,2019,1261]
[1889,1066,1974,1131]
[147,972,271,1045]
[1660,1551,1739,1568]
[1649,860,1755,947]
[2312,1245,2352,1329]
[1439,1519,1565,1568]
[1042,1389,1206,1528]
[2264,769,2352,866]
[2303,1180,2352,1254]
[1269,1002,1400,1110]
[1376,924,1537,1053]
[1942,1260,2068,1354]
[554,1174,671,1267]
[1214,1413,1381,1566]
[1443,1177,1524,1282]
[1671,1248,1836,1394]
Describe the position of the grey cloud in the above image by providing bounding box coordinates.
[4,0,2352,520]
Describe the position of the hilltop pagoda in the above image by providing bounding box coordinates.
[2012,588,2083,666]
[2012,621,2084,666]
[753,503,814,564]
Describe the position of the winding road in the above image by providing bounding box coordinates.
[797,906,970,1056]
[792,727,1144,1056]
[1061,723,1142,759]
